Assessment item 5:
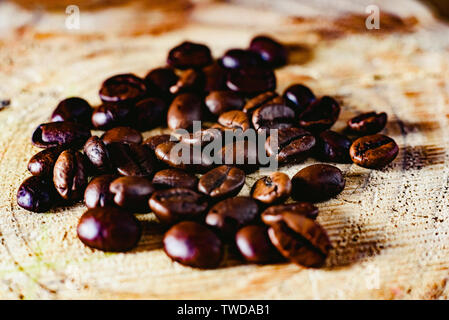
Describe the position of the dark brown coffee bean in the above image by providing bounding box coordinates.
[91,101,133,130]
[206,197,259,235]
[53,149,88,201]
[291,164,345,202]
[198,165,245,199]
[347,112,387,135]
[170,69,205,95]
[298,96,340,132]
[32,122,91,149]
[205,91,245,116]
[243,91,282,114]
[203,62,228,92]
[167,93,202,130]
[17,176,57,212]
[144,67,178,99]
[218,110,250,131]
[249,35,287,67]
[315,130,351,163]
[101,126,142,145]
[28,146,64,177]
[265,127,316,163]
[152,169,198,190]
[261,202,319,222]
[175,128,222,146]
[51,97,92,125]
[133,97,167,131]
[143,134,174,151]
[149,188,208,225]
[164,221,222,268]
[167,41,212,70]
[221,140,259,172]
[251,172,291,204]
[77,207,141,252]
[220,49,264,69]
[83,136,112,173]
[350,134,399,169]
[227,67,276,95]
[155,141,213,172]
[109,176,155,212]
[235,225,280,263]
[99,73,147,103]
[107,143,156,177]
[252,104,295,132]
[282,84,315,113]
[84,174,117,209]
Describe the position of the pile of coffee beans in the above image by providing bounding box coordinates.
[17,35,399,269]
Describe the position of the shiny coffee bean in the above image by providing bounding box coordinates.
[347,111,387,135]
[53,150,88,201]
[170,69,205,95]
[167,41,212,70]
[221,140,259,172]
[205,91,245,116]
[107,143,156,177]
[349,134,399,169]
[265,127,316,163]
[291,164,345,202]
[28,146,64,177]
[149,188,208,225]
[220,49,264,69]
[206,197,259,235]
[203,62,228,92]
[164,221,222,268]
[235,225,280,263]
[32,122,91,149]
[227,67,276,95]
[51,97,92,125]
[144,67,178,99]
[261,202,319,222]
[99,73,147,103]
[175,128,221,147]
[110,176,155,212]
[315,130,351,163]
[198,165,245,199]
[252,103,295,132]
[218,110,250,131]
[298,96,340,132]
[83,136,112,173]
[133,97,167,131]
[17,176,56,212]
[101,126,142,145]
[251,172,291,204]
[77,207,141,252]
[84,174,117,209]
[152,168,198,190]
[167,93,202,130]
[282,84,315,113]
[143,134,174,151]
[249,35,287,67]
[243,91,284,115]
[155,141,213,172]
[91,101,133,130]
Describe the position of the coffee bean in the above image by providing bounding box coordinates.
[235,225,280,263]
[155,141,213,172]
[28,146,64,177]
[83,136,113,173]
[32,122,91,149]
[350,134,399,169]
[198,165,245,199]
[252,103,295,132]
[265,127,316,163]
[99,73,147,103]
[84,174,117,209]
[167,93,202,130]
[91,101,133,130]
[221,140,259,172]
[220,49,264,69]
[242,91,283,114]
[282,84,315,113]
[77,207,141,252]
[347,111,387,135]
[143,134,174,151]
[298,96,340,132]
[315,130,351,163]
[291,164,345,202]
[17,176,57,212]
[144,67,178,99]
[53,149,89,201]
[174,128,221,147]
[167,41,212,70]
[164,221,222,268]
[149,188,208,225]
[249,35,287,67]
[205,91,245,116]
[51,97,92,125]
[218,110,250,131]
[107,143,157,177]
[203,62,228,92]
[110,176,155,212]
[152,169,197,190]
[101,126,142,145]
[169,69,205,95]
[227,66,276,95]
[251,172,291,204]
[206,197,259,235]
[133,97,167,131]
[261,202,319,222]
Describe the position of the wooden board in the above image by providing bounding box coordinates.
[1,0,449,299]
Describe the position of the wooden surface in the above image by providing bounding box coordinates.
[1,0,449,299]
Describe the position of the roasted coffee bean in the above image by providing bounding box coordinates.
[347,111,387,135]
[220,49,264,69]
[32,122,91,149]
[221,140,259,172]
[175,128,222,146]
[242,91,283,114]
[350,134,399,169]
[291,164,345,202]
[101,126,142,145]
[17,176,56,212]
[53,150,88,201]
[107,143,156,177]
[251,172,291,204]
[152,168,198,190]
[205,91,245,116]
[51,97,92,125]
[218,110,250,131]
[143,134,174,151]
[198,165,245,199]
[266,212,331,267]
[206,197,259,235]
[164,221,222,268]
[252,103,295,132]
[167,41,212,69]
[133,97,167,131]
[261,202,319,222]
[91,101,133,130]
[203,62,228,92]
[235,225,280,263]
[144,67,178,99]
[170,69,205,95]
[28,146,64,177]
[298,96,340,132]
[84,174,117,209]
[83,136,112,173]
[249,35,287,67]
[315,130,351,163]
[167,93,202,130]
[109,176,155,212]
[77,207,141,252]
[227,67,276,95]
[265,127,316,163]
[99,73,147,103]
[149,188,208,225]
[155,141,213,172]
[282,84,315,113]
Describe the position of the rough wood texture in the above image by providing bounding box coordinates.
[0,0,449,299]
